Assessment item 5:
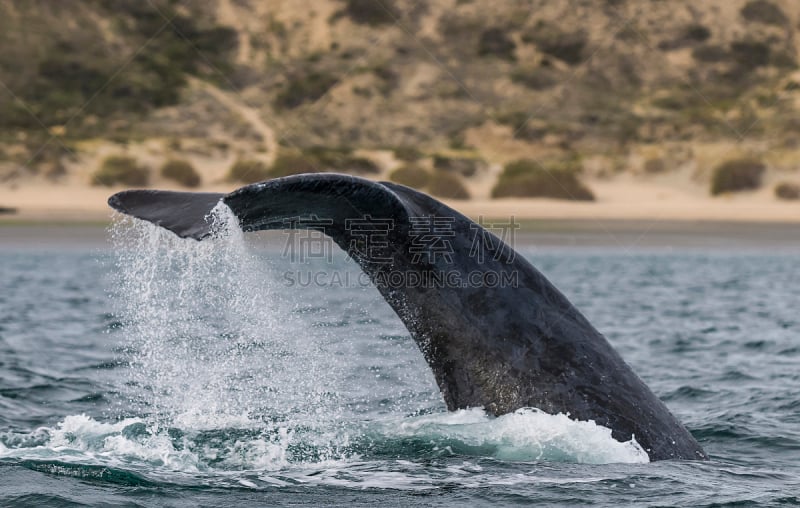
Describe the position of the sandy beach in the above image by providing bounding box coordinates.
[2,173,799,225]
[3,175,799,251]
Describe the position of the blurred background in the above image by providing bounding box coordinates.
[1,0,800,223]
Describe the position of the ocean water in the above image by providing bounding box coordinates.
[1,214,799,506]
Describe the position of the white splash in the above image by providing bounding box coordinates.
[110,204,345,433]
[381,407,649,464]
[0,407,647,487]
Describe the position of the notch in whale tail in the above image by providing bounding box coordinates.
[108,174,708,461]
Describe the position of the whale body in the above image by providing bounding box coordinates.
[108,173,707,461]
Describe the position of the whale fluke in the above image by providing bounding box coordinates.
[109,190,224,239]
[108,174,707,461]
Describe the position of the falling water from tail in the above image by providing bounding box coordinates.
[110,203,347,431]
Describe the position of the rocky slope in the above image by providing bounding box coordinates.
[2,0,800,198]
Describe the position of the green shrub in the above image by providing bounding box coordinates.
[478,28,516,60]
[710,159,765,195]
[770,49,797,68]
[227,159,271,183]
[652,93,688,111]
[692,44,729,63]
[160,159,201,187]
[305,146,380,173]
[740,0,787,25]
[684,24,712,43]
[266,153,320,178]
[730,41,770,70]
[521,23,586,65]
[438,12,483,39]
[372,64,399,96]
[492,159,594,200]
[448,130,468,149]
[344,156,381,174]
[265,148,381,178]
[394,146,423,162]
[658,24,711,50]
[510,67,559,90]
[342,0,399,25]
[775,182,800,200]
[274,72,339,110]
[496,111,546,141]
[91,156,149,186]
[389,165,430,189]
[433,155,485,177]
[428,171,470,200]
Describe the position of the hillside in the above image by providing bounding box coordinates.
[2,0,800,210]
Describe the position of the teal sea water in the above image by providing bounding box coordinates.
[1,216,798,506]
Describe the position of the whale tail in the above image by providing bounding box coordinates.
[108,173,707,461]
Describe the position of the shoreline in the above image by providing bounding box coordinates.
[3,188,800,224]
[2,179,799,249]
[3,173,800,223]
[3,216,799,251]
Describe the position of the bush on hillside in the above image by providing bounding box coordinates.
[478,28,516,60]
[249,148,382,180]
[226,159,271,183]
[740,0,787,26]
[510,67,559,90]
[273,72,339,110]
[496,111,547,141]
[658,24,711,50]
[342,0,399,25]
[305,146,380,174]
[432,155,486,177]
[393,145,423,162]
[266,153,319,178]
[492,158,594,200]
[389,165,430,189]
[521,23,587,65]
[344,156,381,174]
[692,44,729,63]
[774,182,800,200]
[730,40,771,70]
[710,158,765,195]
[429,171,470,200]
[91,155,149,186]
[160,159,201,187]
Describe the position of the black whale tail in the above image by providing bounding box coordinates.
[108,173,707,461]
